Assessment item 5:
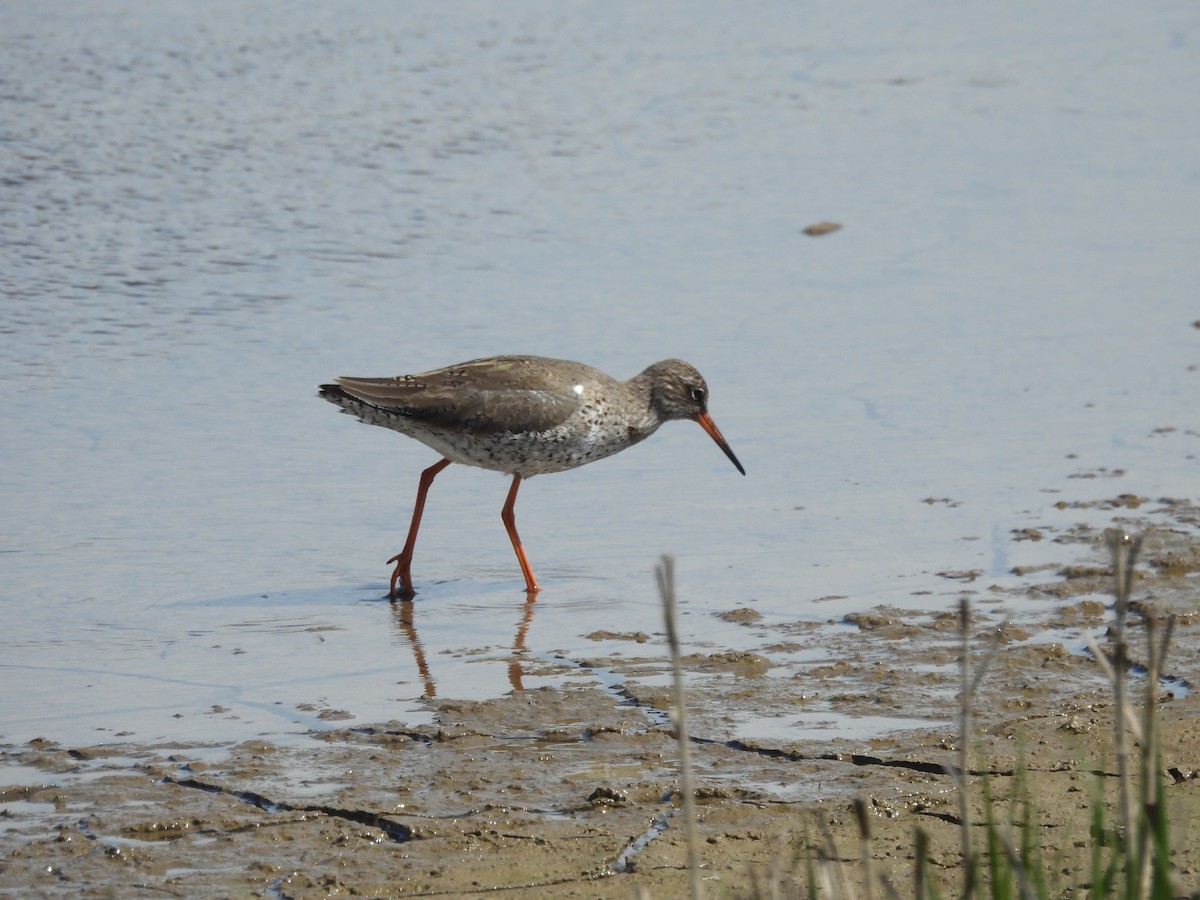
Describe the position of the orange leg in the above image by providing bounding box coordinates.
[501,474,541,595]
[388,458,452,600]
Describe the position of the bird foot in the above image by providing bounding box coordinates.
[387,553,416,601]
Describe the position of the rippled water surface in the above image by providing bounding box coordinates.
[2,1,1197,746]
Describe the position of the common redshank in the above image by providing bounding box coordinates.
[319,355,744,599]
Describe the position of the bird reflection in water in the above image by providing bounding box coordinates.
[388,593,539,697]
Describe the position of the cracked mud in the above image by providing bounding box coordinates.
[3,498,1199,897]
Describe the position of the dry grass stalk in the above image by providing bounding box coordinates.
[656,554,704,900]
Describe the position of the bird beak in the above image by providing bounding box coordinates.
[696,413,746,475]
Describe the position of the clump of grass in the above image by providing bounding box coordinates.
[655,528,1188,899]
[1079,531,1178,899]
[808,529,1183,899]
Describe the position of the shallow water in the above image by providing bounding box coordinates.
[2,2,1197,747]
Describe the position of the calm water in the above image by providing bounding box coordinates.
[2,2,1197,746]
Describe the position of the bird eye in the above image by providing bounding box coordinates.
[690,387,706,403]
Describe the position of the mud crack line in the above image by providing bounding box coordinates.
[161,774,414,843]
[610,789,676,874]
[711,738,1013,778]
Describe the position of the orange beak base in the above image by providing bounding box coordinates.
[696,412,745,476]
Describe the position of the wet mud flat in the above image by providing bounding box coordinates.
[3,498,1199,898]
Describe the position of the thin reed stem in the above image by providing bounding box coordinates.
[957,597,975,898]
[853,797,875,900]
[656,555,703,900]
[1104,529,1141,860]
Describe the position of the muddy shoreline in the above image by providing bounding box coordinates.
[3,498,1198,898]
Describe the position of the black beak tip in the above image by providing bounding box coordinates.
[725,448,746,476]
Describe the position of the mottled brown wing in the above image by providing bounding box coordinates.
[333,357,585,435]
